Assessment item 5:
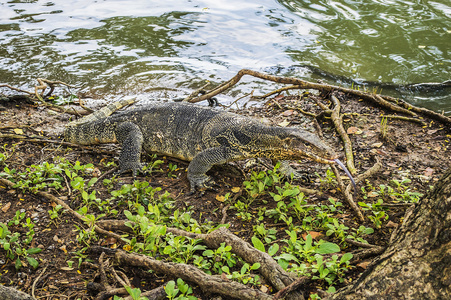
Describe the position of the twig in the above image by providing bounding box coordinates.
[383,114,427,126]
[345,158,382,196]
[253,85,303,99]
[32,265,48,299]
[272,277,309,300]
[182,81,211,102]
[220,204,231,224]
[345,239,380,249]
[0,84,35,95]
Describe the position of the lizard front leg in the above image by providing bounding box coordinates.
[187,147,239,193]
[116,122,144,176]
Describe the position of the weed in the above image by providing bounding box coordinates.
[164,278,197,300]
[0,220,41,270]
[167,163,178,178]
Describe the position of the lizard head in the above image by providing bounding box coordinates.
[278,128,338,164]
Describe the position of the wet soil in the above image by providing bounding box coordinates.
[0,92,449,299]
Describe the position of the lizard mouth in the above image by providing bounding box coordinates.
[307,154,357,193]
[333,158,357,193]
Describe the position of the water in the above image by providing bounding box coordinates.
[0,0,450,113]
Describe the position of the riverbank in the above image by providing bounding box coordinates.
[0,89,449,299]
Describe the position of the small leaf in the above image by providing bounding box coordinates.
[215,195,226,202]
[340,252,353,264]
[231,187,241,193]
[252,236,265,252]
[268,243,279,256]
[13,128,23,135]
[317,242,340,254]
[26,257,39,269]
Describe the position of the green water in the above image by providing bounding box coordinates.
[0,0,450,113]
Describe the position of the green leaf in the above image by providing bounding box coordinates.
[268,243,279,256]
[15,257,22,270]
[165,280,177,297]
[340,252,353,264]
[3,242,10,251]
[317,242,340,254]
[27,257,39,269]
[177,278,189,294]
[27,247,42,255]
[251,236,265,252]
[87,177,98,188]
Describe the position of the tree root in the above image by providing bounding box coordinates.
[114,250,274,300]
[96,220,304,299]
[329,95,356,174]
[0,285,35,300]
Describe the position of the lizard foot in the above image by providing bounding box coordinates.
[115,162,145,177]
[188,174,219,196]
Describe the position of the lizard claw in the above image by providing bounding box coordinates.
[188,174,218,196]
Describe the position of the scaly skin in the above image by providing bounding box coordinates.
[65,100,337,192]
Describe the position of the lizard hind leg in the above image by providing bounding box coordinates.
[116,122,145,176]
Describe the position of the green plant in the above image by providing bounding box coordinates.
[202,243,237,274]
[142,154,164,174]
[0,221,41,270]
[316,168,337,188]
[359,199,388,228]
[222,262,261,285]
[347,225,374,244]
[311,253,353,285]
[48,204,64,221]
[325,218,349,243]
[167,163,178,178]
[253,223,277,244]
[165,278,197,300]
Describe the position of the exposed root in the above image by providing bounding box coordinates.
[114,250,274,300]
[272,277,310,300]
[329,95,356,174]
[96,221,304,299]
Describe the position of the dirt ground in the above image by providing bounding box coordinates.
[0,91,450,299]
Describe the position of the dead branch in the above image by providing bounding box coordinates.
[114,250,274,300]
[182,81,211,102]
[254,85,303,99]
[272,277,309,300]
[188,69,451,125]
[31,265,48,299]
[345,239,382,249]
[0,84,35,95]
[345,158,382,197]
[383,114,427,126]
